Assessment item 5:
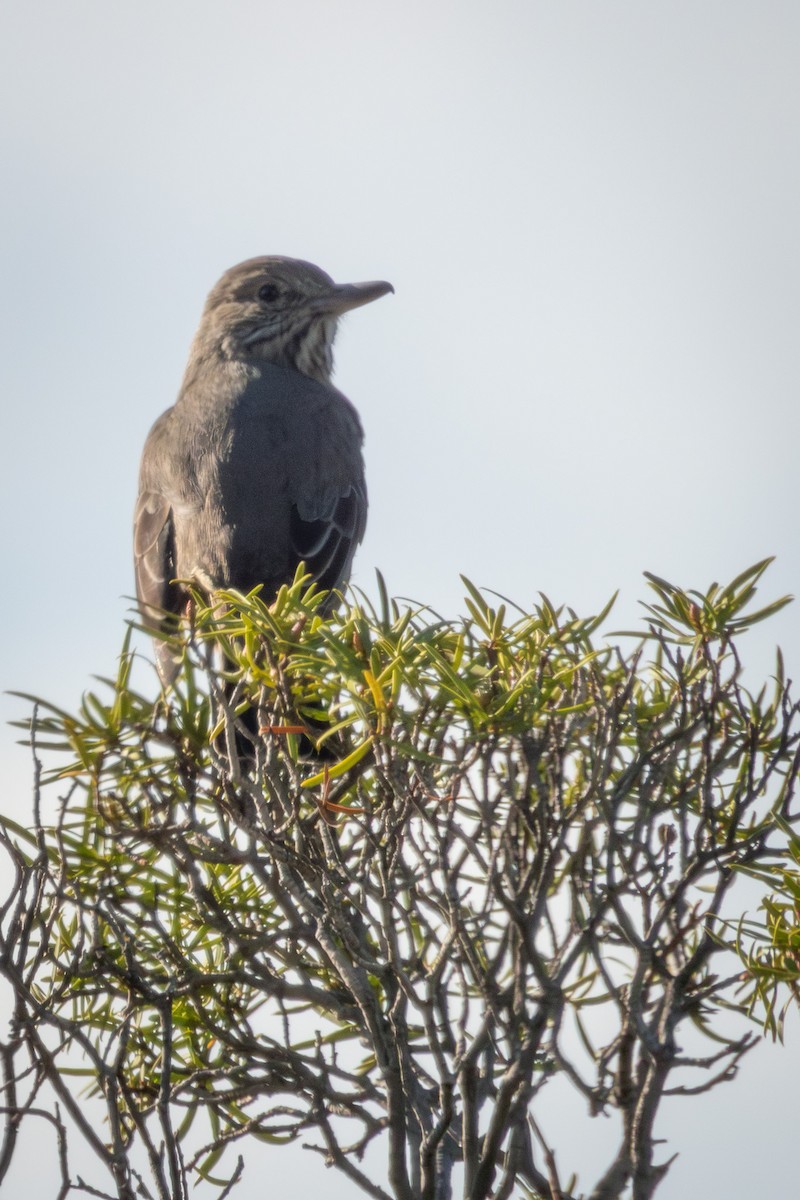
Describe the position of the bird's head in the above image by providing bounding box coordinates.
[194,256,393,384]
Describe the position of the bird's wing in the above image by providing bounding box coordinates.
[133,490,178,623]
[290,477,368,595]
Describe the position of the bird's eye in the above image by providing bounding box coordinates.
[258,283,281,304]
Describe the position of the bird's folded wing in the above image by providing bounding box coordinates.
[290,479,367,594]
[133,491,177,621]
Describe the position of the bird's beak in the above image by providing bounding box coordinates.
[311,280,394,316]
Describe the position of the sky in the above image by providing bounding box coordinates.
[1,1,799,1196]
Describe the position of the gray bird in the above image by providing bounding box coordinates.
[134,256,393,682]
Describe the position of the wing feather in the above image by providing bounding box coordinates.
[133,491,179,621]
[290,479,367,595]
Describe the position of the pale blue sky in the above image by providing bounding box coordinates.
[1,2,799,1196]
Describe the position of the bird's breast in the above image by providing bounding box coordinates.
[171,362,364,594]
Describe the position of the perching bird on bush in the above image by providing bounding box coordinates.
[134,256,393,683]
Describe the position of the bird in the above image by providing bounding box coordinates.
[134,256,393,684]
